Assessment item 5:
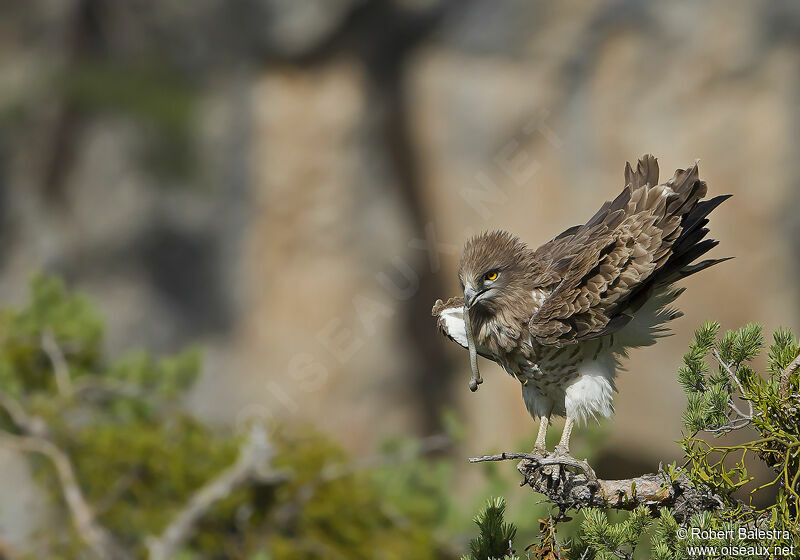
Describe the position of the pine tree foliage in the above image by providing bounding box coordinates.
[678,323,799,537]
[462,498,518,560]
[649,509,679,560]
[677,321,718,394]
[565,506,652,560]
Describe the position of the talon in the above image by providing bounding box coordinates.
[540,462,561,486]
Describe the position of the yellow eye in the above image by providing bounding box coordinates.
[484,271,498,281]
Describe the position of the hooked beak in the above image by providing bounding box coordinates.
[463,286,484,309]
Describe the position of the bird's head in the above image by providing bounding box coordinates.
[458,230,532,312]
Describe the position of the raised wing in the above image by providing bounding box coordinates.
[528,154,730,346]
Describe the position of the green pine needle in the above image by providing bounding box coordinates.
[466,498,517,560]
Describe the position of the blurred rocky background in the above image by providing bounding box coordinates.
[1,0,800,549]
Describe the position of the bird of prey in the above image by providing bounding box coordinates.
[432,155,730,458]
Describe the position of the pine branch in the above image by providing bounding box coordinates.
[470,451,725,522]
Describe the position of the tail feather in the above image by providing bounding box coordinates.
[672,238,719,267]
[679,257,734,279]
[681,194,732,235]
[624,153,659,189]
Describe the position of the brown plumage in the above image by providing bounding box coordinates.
[432,154,730,456]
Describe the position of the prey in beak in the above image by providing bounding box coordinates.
[462,290,483,392]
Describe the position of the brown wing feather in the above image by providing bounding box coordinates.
[528,154,728,346]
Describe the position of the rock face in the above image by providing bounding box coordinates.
[1,1,800,470]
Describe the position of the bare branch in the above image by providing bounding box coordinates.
[1,382,123,558]
[712,349,753,421]
[0,432,128,560]
[42,328,73,398]
[147,424,289,560]
[780,351,800,398]
[471,451,725,522]
[469,451,597,484]
[0,390,49,437]
[703,418,752,434]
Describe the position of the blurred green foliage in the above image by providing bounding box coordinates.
[0,274,104,396]
[0,276,468,559]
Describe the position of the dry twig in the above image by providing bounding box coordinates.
[712,348,753,422]
[0,384,125,559]
[41,329,73,398]
[0,432,128,559]
[470,451,724,522]
[146,424,289,560]
[0,390,49,437]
